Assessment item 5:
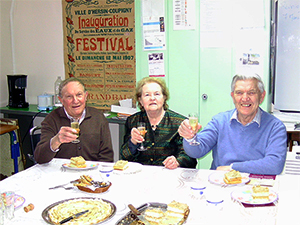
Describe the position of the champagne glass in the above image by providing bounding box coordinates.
[137,122,147,151]
[188,113,200,146]
[70,118,80,143]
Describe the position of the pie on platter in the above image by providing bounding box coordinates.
[42,197,116,225]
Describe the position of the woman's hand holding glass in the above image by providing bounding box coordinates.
[137,122,147,151]
[130,122,148,151]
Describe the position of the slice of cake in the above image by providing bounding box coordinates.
[161,200,189,224]
[113,160,129,171]
[167,200,189,215]
[69,156,87,168]
[144,208,164,224]
[252,185,269,200]
[224,169,242,184]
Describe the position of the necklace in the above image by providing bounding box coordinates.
[148,110,165,131]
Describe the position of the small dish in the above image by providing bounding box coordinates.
[76,181,112,194]
[14,194,25,209]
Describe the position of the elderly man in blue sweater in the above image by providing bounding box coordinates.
[179,73,287,175]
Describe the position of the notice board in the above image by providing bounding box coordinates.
[274,0,300,112]
[62,0,136,110]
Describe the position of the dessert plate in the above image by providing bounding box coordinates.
[62,162,99,171]
[208,171,250,186]
[113,162,142,175]
[231,188,278,205]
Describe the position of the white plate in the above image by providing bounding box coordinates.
[231,188,278,205]
[113,162,143,175]
[208,171,250,186]
[62,162,99,170]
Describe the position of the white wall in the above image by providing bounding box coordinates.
[0,0,65,107]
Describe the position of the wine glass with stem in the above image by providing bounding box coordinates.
[70,118,80,143]
[188,112,200,146]
[137,122,147,151]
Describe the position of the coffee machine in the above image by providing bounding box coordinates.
[7,75,29,108]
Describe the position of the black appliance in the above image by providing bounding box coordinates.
[7,75,29,108]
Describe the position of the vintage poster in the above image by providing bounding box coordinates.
[62,0,136,110]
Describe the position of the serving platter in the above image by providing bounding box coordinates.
[208,171,250,186]
[115,202,189,225]
[42,197,116,225]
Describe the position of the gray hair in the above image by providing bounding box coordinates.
[231,73,265,93]
[59,77,86,97]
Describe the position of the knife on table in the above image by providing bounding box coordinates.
[49,180,78,189]
[59,210,89,224]
[128,204,151,225]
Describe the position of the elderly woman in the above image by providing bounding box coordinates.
[120,77,197,169]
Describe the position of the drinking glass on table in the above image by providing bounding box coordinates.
[0,196,4,225]
[188,113,200,146]
[137,122,147,151]
[100,164,114,181]
[70,118,80,143]
[1,191,15,220]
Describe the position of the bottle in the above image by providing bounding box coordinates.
[54,76,62,107]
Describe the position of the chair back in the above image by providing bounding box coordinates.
[28,126,41,164]
[287,131,300,152]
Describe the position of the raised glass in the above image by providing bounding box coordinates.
[137,122,147,151]
[188,113,200,146]
[70,118,80,143]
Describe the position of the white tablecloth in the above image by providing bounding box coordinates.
[0,157,299,225]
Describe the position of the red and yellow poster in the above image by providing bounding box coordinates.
[62,0,135,110]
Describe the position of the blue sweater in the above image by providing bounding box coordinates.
[183,108,287,175]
